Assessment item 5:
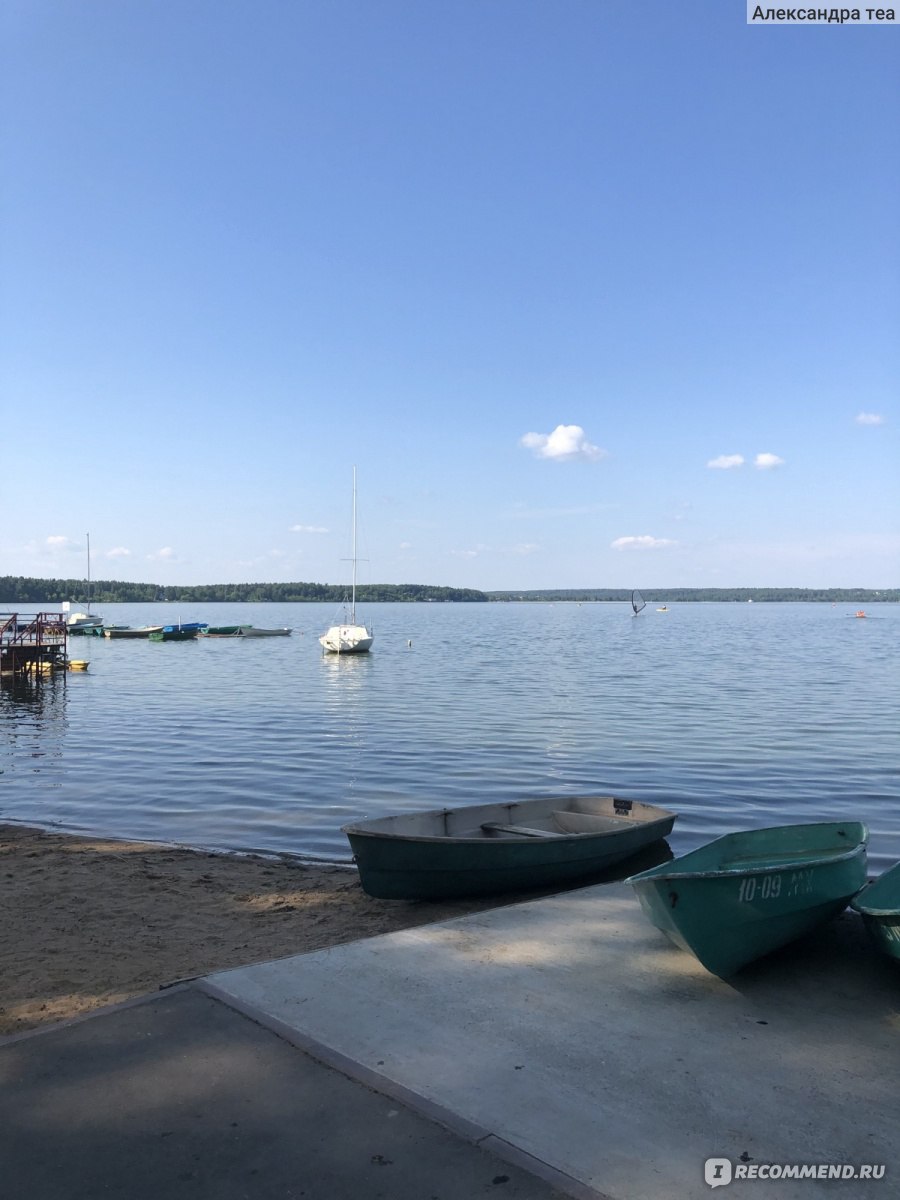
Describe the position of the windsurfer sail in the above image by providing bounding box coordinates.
[631,590,646,616]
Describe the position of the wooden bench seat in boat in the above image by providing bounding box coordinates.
[481,811,637,838]
[480,822,560,838]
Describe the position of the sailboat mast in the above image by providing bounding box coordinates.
[86,532,92,615]
[350,467,357,623]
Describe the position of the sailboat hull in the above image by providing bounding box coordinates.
[319,624,373,654]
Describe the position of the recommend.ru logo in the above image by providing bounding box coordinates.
[705,1158,886,1186]
[705,1159,733,1188]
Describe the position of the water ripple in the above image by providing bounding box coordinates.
[1,601,898,867]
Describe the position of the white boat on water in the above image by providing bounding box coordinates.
[65,611,104,633]
[320,467,374,655]
[64,534,103,633]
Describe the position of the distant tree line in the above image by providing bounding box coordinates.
[1,578,896,606]
[484,587,900,603]
[0,576,488,604]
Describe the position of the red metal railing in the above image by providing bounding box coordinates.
[0,614,68,672]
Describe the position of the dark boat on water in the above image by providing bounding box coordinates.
[149,622,206,642]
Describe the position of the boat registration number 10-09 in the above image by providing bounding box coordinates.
[737,869,815,903]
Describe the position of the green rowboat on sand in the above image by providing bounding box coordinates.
[851,862,900,962]
[627,821,868,978]
[343,794,677,900]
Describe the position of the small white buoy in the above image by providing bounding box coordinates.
[407,639,412,648]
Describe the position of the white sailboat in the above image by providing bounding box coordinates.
[65,533,104,633]
[319,468,374,655]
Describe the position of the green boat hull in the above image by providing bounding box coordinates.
[344,795,676,900]
[851,861,900,962]
[627,821,868,978]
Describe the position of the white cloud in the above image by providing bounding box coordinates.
[707,454,744,470]
[46,534,77,549]
[399,541,412,551]
[754,453,785,470]
[856,412,885,426]
[611,536,677,551]
[105,547,131,558]
[147,547,175,561]
[520,424,607,462]
[290,524,328,534]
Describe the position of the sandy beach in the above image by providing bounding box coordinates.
[0,822,520,1036]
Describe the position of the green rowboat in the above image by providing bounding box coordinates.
[104,626,164,639]
[851,862,900,962]
[343,794,677,900]
[627,821,868,978]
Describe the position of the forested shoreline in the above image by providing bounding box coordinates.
[1,577,896,605]
[486,587,899,603]
[0,577,487,604]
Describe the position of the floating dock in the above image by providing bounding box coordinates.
[0,612,68,675]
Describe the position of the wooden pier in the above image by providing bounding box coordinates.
[0,613,68,675]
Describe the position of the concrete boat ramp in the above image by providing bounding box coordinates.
[201,882,898,1199]
[4,882,898,1199]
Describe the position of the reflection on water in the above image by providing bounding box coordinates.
[1,672,68,777]
[0,601,898,868]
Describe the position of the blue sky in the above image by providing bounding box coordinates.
[2,0,897,590]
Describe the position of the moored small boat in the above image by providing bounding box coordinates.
[321,468,373,654]
[66,613,104,635]
[851,862,900,961]
[627,821,868,977]
[148,622,205,642]
[344,794,677,900]
[199,625,246,637]
[240,626,291,637]
[320,622,372,653]
[104,626,164,639]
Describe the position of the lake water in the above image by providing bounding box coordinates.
[2,601,898,869]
